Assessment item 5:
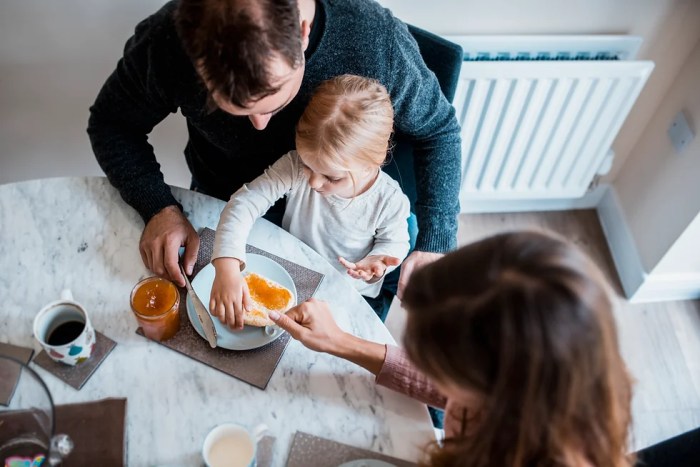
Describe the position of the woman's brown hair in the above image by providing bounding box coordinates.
[402,231,633,467]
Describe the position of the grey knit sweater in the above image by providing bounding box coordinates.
[87,0,462,253]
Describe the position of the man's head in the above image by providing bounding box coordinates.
[176,0,311,129]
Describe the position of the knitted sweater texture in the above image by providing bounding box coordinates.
[87,0,462,252]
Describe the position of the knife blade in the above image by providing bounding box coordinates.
[179,264,218,348]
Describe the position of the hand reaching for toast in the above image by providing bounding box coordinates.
[338,255,401,283]
[268,299,343,353]
[210,257,252,330]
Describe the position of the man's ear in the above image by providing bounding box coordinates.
[300,20,311,52]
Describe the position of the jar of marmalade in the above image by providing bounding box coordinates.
[130,276,180,341]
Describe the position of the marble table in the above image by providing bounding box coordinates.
[0,177,434,465]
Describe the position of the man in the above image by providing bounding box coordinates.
[88,0,461,318]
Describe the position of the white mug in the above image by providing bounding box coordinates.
[202,423,268,467]
[33,289,95,366]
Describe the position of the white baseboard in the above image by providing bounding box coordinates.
[460,185,607,213]
[596,186,700,303]
[596,186,647,299]
[633,274,700,302]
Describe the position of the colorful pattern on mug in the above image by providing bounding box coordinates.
[4,454,46,467]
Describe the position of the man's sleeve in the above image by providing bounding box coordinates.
[87,13,182,224]
[386,22,462,253]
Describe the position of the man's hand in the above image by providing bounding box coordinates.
[210,258,252,330]
[397,251,444,299]
[139,205,200,287]
[338,255,401,283]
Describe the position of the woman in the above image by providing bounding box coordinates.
[270,231,635,466]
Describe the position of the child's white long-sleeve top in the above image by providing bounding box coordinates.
[212,151,411,297]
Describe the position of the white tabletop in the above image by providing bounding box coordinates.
[0,176,434,466]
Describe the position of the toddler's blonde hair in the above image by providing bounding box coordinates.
[295,74,394,173]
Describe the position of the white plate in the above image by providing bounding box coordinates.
[337,460,397,467]
[186,254,297,350]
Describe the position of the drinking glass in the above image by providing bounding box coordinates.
[0,356,73,465]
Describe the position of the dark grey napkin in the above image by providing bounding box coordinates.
[0,398,126,466]
[0,342,34,406]
[137,228,324,390]
[286,431,418,467]
[55,398,126,466]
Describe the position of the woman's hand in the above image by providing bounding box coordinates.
[338,255,401,283]
[270,299,387,375]
[268,299,343,353]
[210,257,252,330]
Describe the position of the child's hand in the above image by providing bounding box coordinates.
[210,257,252,330]
[338,255,401,283]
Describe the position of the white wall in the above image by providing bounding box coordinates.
[379,0,700,184]
[654,214,700,276]
[614,37,700,279]
[0,0,190,188]
[1,0,699,198]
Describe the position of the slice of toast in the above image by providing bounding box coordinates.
[243,273,295,327]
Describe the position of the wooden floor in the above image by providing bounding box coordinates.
[387,210,700,451]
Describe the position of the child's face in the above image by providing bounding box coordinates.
[298,153,373,198]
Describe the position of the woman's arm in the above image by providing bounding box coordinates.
[269,300,446,408]
[269,299,387,375]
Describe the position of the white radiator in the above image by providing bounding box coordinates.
[447,36,654,211]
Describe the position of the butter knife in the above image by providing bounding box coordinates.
[179,264,218,348]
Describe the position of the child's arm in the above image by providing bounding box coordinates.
[340,189,411,283]
[213,152,301,267]
[338,255,401,283]
[210,257,252,330]
[211,152,301,328]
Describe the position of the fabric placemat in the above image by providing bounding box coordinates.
[286,431,418,467]
[56,398,127,466]
[256,435,276,467]
[137,228,324,390]
[33,332,117,390]
[0,342,34,406]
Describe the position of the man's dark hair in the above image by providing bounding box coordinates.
[175,0,303,108]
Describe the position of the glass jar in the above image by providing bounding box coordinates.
[130,276,180,341]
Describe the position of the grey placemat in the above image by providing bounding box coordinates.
[286,431,418,467]
[257,435,276,467]
[137,228,324,390]
[33,331,117,390]
[0,342,34,406]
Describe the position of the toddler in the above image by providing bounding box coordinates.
[210,75,410,329]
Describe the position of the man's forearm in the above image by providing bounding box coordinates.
[413,142,462,253]
[88,114,180,224]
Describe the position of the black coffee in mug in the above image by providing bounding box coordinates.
[47,321,85,346]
